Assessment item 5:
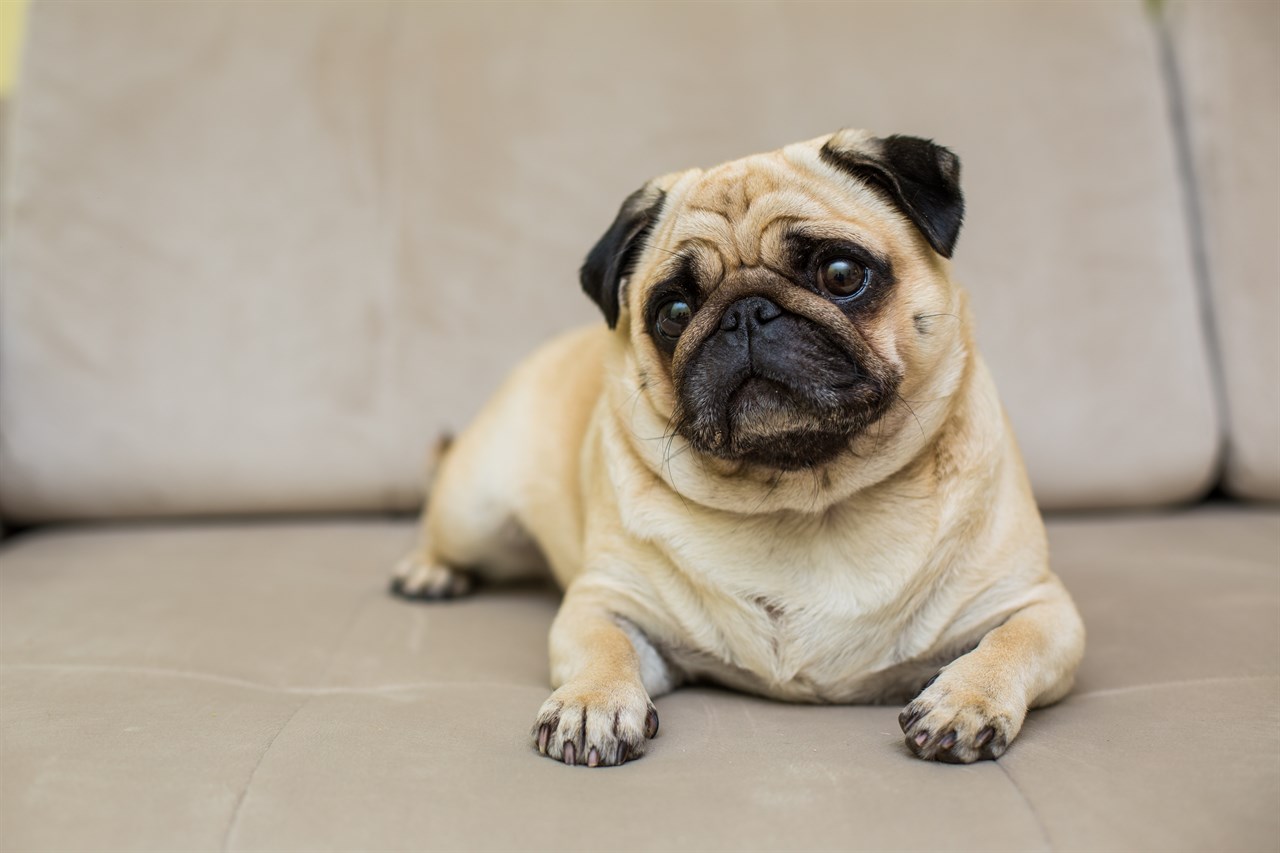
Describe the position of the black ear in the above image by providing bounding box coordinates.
[819,133,964,258]
[580,184,666,328]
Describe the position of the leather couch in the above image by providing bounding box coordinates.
[1,2,1276,850]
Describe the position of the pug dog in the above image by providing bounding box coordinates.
[391,129,1085,767]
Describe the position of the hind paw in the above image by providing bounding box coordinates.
[389,554,474,600]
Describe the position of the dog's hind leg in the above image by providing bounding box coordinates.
[389,327,606,601]
[390,420,549,601]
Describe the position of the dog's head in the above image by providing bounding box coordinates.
[582,130,970,490]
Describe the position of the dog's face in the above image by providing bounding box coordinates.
[582,130,969,487]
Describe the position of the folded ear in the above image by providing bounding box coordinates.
[580,183,666,328]
[819,132,965,259]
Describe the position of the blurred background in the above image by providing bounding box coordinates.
[2,0,1273,525]
[0,0,25,181]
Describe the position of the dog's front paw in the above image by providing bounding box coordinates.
[898,668,1026,764]
[532,680,658,767]
[389,554,474,600]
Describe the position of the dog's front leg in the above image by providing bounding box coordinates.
[899,575,1085,763]
[531,583,669,767]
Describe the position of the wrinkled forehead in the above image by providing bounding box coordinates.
[657,145,896,274]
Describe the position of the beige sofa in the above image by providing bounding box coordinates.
[1,2,1276,850]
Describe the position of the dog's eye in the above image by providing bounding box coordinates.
[818,258,870,299]
[655,300,692,341]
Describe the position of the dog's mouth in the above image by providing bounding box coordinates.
[677,354,896,471]
[725,376,892,469]
[726,393,846,469]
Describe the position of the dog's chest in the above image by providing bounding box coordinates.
[650,506,949,702]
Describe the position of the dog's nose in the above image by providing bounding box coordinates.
[720,296,783,332]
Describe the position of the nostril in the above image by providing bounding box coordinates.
[720,297,782,333]
[754,300,782,324]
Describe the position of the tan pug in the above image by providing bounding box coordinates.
[391,129,1085,767]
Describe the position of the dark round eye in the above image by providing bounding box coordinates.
[818,257,870,298]
[654,300,692,341]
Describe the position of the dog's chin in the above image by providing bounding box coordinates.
[681,376,891,471]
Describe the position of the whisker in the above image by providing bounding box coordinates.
[870,415,886,460]
[663,441,696,464]
[731,470,782,533]
[660,413,693,514]
[894,392,927,440]
[615,385,644,419]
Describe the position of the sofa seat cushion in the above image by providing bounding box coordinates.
[2,509,1277,851]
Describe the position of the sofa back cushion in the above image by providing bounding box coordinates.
[0,1,1220,520]
[1172,0,1280,501]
